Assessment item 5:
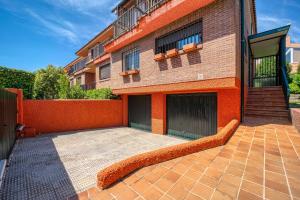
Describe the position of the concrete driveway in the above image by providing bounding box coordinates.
[0,127,186,200]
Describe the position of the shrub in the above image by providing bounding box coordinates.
[58,73,70,99]
[33,65,65,99]
[0,66,35,99]
[67,85,85,99]
[289,82,300,94]
[297,63,300,74]
[293,74,300,85]
[286,63,292,74]
[85,88,118,99]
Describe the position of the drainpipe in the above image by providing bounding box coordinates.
[240,0,245,122]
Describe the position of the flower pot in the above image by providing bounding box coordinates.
[154,53,165,61]
[183,43,197,53]
[119,71,128,76]
[166,49,179,58]
[127,69,140,75]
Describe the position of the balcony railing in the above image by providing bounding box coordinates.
[68,57,87,75]
[87,43,105,63]
[114,0,167,38]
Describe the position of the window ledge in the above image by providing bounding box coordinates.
[99,78,110,83]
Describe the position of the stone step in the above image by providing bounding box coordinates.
[249,86,282,92]
[246,105,287,110]
[246,107,289,113]
[245,110,289,118]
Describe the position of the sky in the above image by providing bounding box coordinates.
[0,0,299,72]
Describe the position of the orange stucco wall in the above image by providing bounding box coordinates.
[23,100,123,134]
[123,87,241,135]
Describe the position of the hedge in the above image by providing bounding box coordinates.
[0,66,35,99]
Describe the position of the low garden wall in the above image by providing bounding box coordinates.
[23,100,123,134]
[291,108,300,132]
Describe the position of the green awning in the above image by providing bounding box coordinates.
[249,25,290,58]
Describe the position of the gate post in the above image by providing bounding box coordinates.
[5,88,23,124]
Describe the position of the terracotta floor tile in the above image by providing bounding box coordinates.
[204,167,223,181]
[141,186,163,200]
[172,163,189,174]
[154,177,175,192]
[265,163,285,174]
[242,180,263,197]
[185,168,203,181]
[199,175,219,188]
[159,195,173,200]
[288,178,300,198]
[163,170,181,183]
[191,182,214,200]
[130,179,152,196]
[167,176,195,200]
[107,182,137,200]
[243,172,263,185]
[221,173,241,187]
[237,189,263,200]
[211,190,233,200]
[265,179,290,195]
[265,187,291,200]
[122,174,140,186]
[216,181,239,199]
[88,188,113,200]
[185,193,204,200]
[265,171,287,183]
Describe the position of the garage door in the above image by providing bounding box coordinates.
[167,93,217,140]
[128,95,151,131]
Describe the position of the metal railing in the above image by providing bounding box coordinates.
[87,43,105,63]
[68,57,87,75]
[0,89,17,160]
[114,0,167,38]
[281,64,290,108]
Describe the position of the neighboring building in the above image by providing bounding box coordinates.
[286,36,300,73]
[64,0,290,139]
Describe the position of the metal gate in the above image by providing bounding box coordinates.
[251,55,279,87]
[0,89,17,160]
[128,95,151,131]
[167,93,217,140]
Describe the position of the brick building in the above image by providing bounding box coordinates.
[64,0,290,139]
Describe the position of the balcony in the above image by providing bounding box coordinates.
[114,0,167,39]
[106,0,216,53]
[86,43,105,64]
[68,57,87,75]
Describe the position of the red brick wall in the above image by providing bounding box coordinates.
[23,100,123,134]
[97,0,239,90]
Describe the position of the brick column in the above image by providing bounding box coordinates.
[152,93,166,134]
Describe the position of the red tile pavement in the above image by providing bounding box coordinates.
[68,117,300,200]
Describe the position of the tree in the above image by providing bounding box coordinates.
[33,65,65,99]
[58,73,70,99]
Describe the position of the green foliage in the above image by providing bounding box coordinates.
[0,66,35,99]
[58,73,70,99]
[256,57,276,76]
[293,74,300,85]
[67,85,86,99]
[289,82,300,94]
[85,88,117,99]
[297,63,300,74]
[33,65,64,99]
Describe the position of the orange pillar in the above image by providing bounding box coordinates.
[152,93,166,134]
[122,94,128,126]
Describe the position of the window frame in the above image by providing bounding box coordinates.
[155,19,203,54]
[99,63,111,80]
[122,47,140,72]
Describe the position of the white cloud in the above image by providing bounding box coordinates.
[25,8,79,44]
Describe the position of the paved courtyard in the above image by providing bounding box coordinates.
[78,117,300,200]
[0,127,187,200]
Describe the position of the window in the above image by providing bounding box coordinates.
[155,20,203,54]
[122,48,140,71]
[100,64,111,80]
[76,77,82,85]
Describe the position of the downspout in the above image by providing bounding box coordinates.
[240,0,245,122]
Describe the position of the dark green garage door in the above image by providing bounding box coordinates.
[167,93,217,140]
[128,95,151,131]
